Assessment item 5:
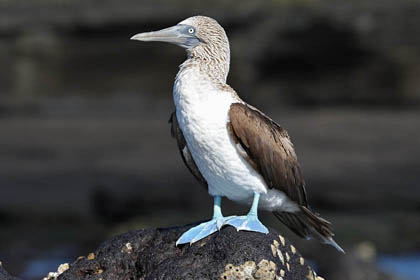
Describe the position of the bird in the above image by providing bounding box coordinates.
[131,15,344,252]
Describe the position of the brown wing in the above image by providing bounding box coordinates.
[228,104,344,252]
[169,112,208,188]
[228,103,307,206]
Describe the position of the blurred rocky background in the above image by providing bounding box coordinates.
[0,0,419,279]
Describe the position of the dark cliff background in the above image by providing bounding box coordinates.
[0,0,419,279]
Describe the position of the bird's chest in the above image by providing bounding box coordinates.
[172,68,267,199]
[174,73,233,156]
[173,71,238,180]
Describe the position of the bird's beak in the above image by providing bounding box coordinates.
[130,25,200,49]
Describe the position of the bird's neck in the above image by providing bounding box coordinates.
[184,45,230,83]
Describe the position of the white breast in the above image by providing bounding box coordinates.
[173,65,268,202]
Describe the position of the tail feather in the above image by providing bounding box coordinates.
[273,206,345,253]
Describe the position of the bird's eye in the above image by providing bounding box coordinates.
[188,28,195,34]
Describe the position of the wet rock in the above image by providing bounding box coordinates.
[43,263,70,280]
[0,262,19,280]
[57,224,321,280]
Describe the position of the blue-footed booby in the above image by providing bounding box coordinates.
[131,16,344,252]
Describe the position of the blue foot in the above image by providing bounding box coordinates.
[176,216,235,245]
[224,215,269,234]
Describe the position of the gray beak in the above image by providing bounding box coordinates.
[130,25,200,49]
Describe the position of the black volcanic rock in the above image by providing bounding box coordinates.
[0,263,19,280]
[57,224,321,280]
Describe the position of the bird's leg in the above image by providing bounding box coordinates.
[224,192,269,234]
[248,192,261,217]
[176,196,234,245]
[212,196,224,229]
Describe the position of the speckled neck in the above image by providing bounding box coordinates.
[185,39,230,84]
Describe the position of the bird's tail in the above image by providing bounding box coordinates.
[273,206,344,253]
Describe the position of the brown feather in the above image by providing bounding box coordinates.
[169,112,207,188]
[228,103,307,206]
[273,207,335,245]
[228,103,343,252]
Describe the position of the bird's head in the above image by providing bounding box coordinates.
[131,16,230,80]
[131,16,228,51]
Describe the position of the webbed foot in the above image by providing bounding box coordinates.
[176,216,235,245]
[224,215,269,234]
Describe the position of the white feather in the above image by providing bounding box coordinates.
[174,64,298,212]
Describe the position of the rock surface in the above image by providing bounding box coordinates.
[57,224,321,280]
[0,262,19,280]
